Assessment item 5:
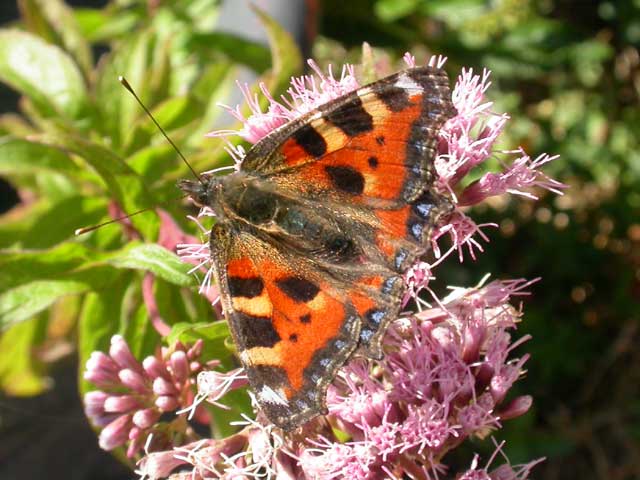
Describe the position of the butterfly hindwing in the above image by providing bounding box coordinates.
[209,223,362,430]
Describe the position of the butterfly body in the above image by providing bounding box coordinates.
[179,66,456,431]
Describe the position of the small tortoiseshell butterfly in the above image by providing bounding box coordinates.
[179,66,456,431]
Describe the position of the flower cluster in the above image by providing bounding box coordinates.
[84,335,212,458]
[137,279,538,479]
[85,52,564,479]
[302,279,535,479]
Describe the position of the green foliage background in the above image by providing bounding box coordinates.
[0,0,638,478]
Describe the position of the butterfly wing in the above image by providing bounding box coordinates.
[210,67,455,430]
[240,66,455,350]
[209,223,365,430]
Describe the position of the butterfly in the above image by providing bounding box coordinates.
[179,65,456,431]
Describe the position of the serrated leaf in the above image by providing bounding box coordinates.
[34,132,158,239]
[18,0,93,76]
[168,320,231,361]
[0,317,48,396]
[77,274,131,395]
[0,30,89,122]
[252,6,303,94]
[0,137,80,176]
[0,265,119,330]
[95,30,154,149]
[106,243,194,286]
[0,242,96,290]
[0,196,107,249]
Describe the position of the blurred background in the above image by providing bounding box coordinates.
[0,0,638,479]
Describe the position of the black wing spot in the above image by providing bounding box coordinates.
[289,333,298,342]
[292,124,327,157]
[368,156,379,169]
[299,314,312,324]
[325,165,365,195]
[376,136,385,145]
[276,277,320,303]
[236,313,280,349]
[376,84,412,112]
[324,97,373,136]
[247,365,289,388]
[228,277,264,298]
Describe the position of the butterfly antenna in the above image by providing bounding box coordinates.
[74,193,191,236]
[74,206,152,235]
[119,76,203,184]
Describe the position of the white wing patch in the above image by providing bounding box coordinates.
[394,73,422,92]
[258,385,289,406]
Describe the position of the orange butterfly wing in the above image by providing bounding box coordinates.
[205,67,455,430]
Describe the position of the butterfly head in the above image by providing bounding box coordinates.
[178,174,223,212]
[178,172,277,225]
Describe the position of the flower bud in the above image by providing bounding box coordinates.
[170,351,189,384]
[497,395,532,420]
[133,408,161,429]
[155,395,179,412]
[187,339,204,360]
[98,414,131,451]
[119,368,149,394]
[104,394,140,413]
[143,356,170,380]
[110,335,142,372]
[153,377,177,396]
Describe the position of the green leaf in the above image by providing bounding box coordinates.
[0,265,119,330]
[127,143,180,183]
[18,0,93,76]
[374,0,420,21]
[95,30,154,149]
[124,302,161,360]
[0,242,96,290]
[0,316,48,396]
[0,196,107,249]
[252,6,303,94]
[0,30,90,122]
[0,137,80,176]
[77,273,131,395]
[34,132,159,239]
[123,95,206,155]
[186,61,237,149]
[106,243,194,287]
[75,8,139,43]
[168,320,231,361]
[186,32,271,72]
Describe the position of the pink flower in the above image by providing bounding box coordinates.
[210,59,360,145]
[148,52,559,479]
[83,335,214,458]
